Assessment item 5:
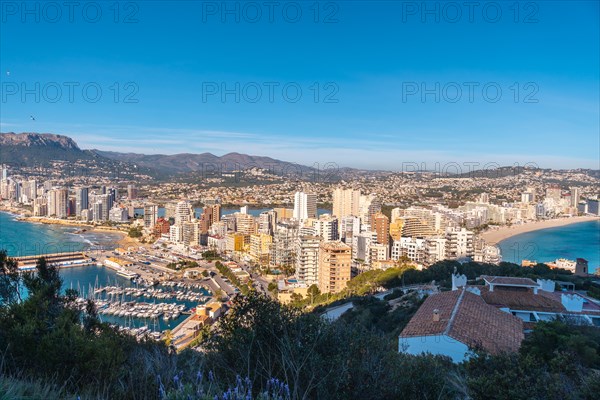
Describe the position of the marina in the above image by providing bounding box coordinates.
[58,264,213,336]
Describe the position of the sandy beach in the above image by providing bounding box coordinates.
[480,216,600,245]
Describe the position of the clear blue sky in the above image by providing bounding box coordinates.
[1,1,598,170]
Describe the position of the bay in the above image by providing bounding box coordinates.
[498,220,600,273]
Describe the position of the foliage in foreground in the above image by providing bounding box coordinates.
[1,251,599,400]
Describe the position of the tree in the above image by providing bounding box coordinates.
[520,319,600,368]
[0,250,22,305]
[268,281,278,294]
[128,226,143,238]
[307,284,320,304]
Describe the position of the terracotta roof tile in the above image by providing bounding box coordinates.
[481,275,538,287]
[400,289,524,355]
[480,287,565,312]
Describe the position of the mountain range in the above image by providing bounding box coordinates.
[0,132,318,177]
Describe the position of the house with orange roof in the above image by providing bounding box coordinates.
[399,288,524,362]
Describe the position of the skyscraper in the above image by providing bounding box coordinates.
[97,194,110,221]
[175,201,194,225]
[127,184,137,200]
[293,191,317,221]
[75,186,89,217]
[570,187,581,207]
[144,204,158,228]
[332,188,361,220]
[47,188,68,218]
[92,202,103,222]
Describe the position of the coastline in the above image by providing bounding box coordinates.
[480,216,600,245]
[0,208,138,250]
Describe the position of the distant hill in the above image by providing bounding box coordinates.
[0,132,320,179]
[94,149,313,175]
[0,132,96,166]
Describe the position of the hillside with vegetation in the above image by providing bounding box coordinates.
[1,251,599,399]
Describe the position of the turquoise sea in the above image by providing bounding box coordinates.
[0,211,207,331]
[498,220,600,273]
[0,211,123,256]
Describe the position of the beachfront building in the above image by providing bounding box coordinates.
[444,227,474,260]
[109,206,129,222]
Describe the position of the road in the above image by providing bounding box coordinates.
[211,274,236,296]
[239,262,270,295]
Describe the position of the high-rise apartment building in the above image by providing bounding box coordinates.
[144,204,158,228]
[313,215,339,241]
[444,227,474,260]
[127,184,137,200]
[269,221,299,269]
[33,197,47,216]
[250,233,272,263]
[521,192,534,203]
[295,235,322,285]
[182,221,201,246]
[235,213,257,235]
[340,216,360,243]
[47,188,68,218]
[175,201,194,225]
[389,218,404,241]
[318,241,351,293]
[545,184,561,201]
[274,207,293,221]
[92,202,103,222]
[332,188,361,220]
[164,202,177,220]
[109,206,129,222]
[258,210,276,236]
[75,186,89,217]
[373,213,390,246]
[570,187,581,207]
[293,192,317,221]
[352,230,376,271]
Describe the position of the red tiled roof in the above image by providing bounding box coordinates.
[481,275,538,287]
[400,289,524,354]
[480,286,566,313]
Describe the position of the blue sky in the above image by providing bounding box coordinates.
[1,1,598,170]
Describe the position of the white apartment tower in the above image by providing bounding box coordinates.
[293,192,317,221]
[295,235,322,285]
[175,201,194,225]
[144,204,158,228]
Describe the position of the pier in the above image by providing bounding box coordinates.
[15,251,91,270]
